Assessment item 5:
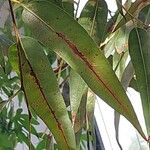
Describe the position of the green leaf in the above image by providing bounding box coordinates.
[0,100,7,113]
[79,0,108,45]
[19,118,39,137]
[86,90,95,130]
[70,69,87,123]
[17,37,76,149]
[49,0,62,7]
[8,44,19,75]
[0,34,13,50]
[129,28,150,136]
[17,132,35,149]
[138,4,150,25]
[73,89,87,133]
[0,47,4,67]
[20,114,39,125]
[21,1,146,140]
[121,61,134,90]
[36,140,47,150]
[104,26,129,58]
[0,134,14,148]
[62,0,74,17]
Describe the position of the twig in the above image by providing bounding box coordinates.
[8,1,32,149]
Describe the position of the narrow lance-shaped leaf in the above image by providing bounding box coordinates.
[70,69,87,126]
[16,37,76,149]
[21,1,146,140]
[73,89,87,133]
[86,90,95,134]
[129,28,150,136]
[79,0,108,45]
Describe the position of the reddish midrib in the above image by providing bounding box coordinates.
[56,32,129,113]
[23,59,70,150]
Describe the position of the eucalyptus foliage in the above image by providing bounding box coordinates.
[0,0,150,149]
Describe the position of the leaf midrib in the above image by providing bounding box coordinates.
[135,28,150,125]
[22,3,130,115]
[20,50,70,149]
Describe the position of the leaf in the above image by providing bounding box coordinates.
[0,134,14,148]
[17,37,76,149]
[19,118,39,137]
[0,47,4,67]
[114,0,150,31]
[73,89,87,133]
[86,90,95,130]
[0,100,7,113]
[70,69,87,124]
[121,61,134,90]
[104,25,129,58]
[49,0,62,7]
[8,44,19,74]
[62,0,74,17]
[79,0,108,45]
[0,34,13,50]
[21,1,146,140]
[138,4,150,25]
[129,28,150,136]
[17,132,35,149]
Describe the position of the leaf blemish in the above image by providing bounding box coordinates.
[56,32,126,110]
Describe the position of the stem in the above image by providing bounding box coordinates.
[75,0,80,19]
[7,89,21,103]
[8,1,32,149]
[57,59,64,83]
[114,52,125,72]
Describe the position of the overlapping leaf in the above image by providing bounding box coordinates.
[21,1,146,140]
[70,69,87,126]
[138,4,150,25]
[114,0,150,31]
[15,37,76,149]
[79,0,108,45]
[129,28,150,136]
